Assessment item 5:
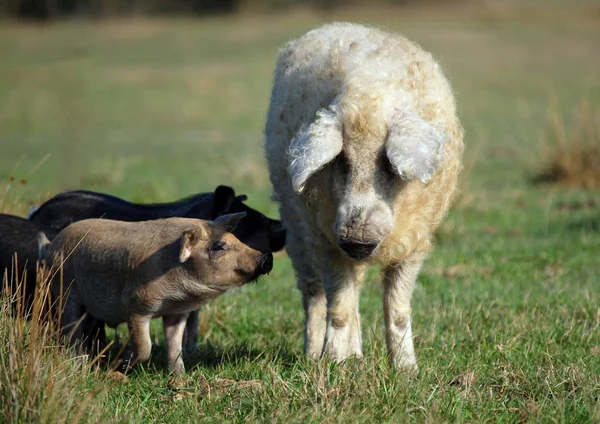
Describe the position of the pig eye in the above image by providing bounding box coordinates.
[381,152,397,177]
[209,242,227,259]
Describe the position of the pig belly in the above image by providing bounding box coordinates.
[156,299,207,317]
[84,302,126,328]
[77,284,127,327]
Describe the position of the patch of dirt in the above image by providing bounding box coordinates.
[163,374,262,402]
[449,371,477,392]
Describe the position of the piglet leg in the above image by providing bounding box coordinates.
[125,314,152,370]
[183,310,199,356]
[163,313,188,374]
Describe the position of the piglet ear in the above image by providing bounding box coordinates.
[37,231,51,262]
[287,106,343,193]
[386,110,447,183]
[212,185,236,218]
[214,212,246,233]
[179,226,205,263]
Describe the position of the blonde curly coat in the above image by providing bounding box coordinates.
[265,23,464,369]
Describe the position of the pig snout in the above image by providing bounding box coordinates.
[237,252,273,282]
[335,203,393,261]
[338,238,378,260]
[257,253,273,275]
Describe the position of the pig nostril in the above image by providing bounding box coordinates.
[337,238,378,261]
[258,253,273,274]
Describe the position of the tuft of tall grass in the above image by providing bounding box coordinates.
[0,263,105,424]
[534,100,600,189]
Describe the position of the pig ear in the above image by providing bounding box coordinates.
[179,226,206,263]
[212,185,236,218]
[386,110,447,183]
[214,212,246,233]
[288,107,343,193]
[37,231,51,262]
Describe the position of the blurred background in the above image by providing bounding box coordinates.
[0,0,598,217]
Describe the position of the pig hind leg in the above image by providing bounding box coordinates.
[59,295,86,350]
[183,310,199,356]
[81,315,107,354]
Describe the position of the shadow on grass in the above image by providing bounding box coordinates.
[186,340,298,370]
[98,336,298,374]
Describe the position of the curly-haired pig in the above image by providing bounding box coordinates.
[265,23,464,369]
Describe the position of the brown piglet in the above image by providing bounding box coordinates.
[40,213,272,374]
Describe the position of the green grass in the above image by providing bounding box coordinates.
[1,4,599,422]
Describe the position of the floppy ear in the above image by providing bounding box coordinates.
[214,212,247,233]
[212,185,236,218]
[179,226,205,263]
[386,110,447,183]
[287,107,343,193]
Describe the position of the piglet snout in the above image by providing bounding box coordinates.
[257,253,273,275]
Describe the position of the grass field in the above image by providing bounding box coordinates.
[1,2,599,422]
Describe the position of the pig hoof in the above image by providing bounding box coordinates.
[116,352,136,373]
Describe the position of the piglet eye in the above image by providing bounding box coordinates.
[210,242,227,252]
[209,241,228,260]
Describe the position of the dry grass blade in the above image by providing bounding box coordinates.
[534,100,600,189]
[0,259,105,423]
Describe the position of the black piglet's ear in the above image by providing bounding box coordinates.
[212,185,236,219]
[214,212,247,233]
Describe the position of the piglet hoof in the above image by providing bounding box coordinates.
[115,351,136,374]
[184,341,197,357]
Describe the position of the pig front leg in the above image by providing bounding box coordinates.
[184,310,199,355]
[382,258,422,371]
[321,262,365,362]
[163,313,188,374]
[286,229,327,360]
[302,285,327,360]
[127,314,152,369]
